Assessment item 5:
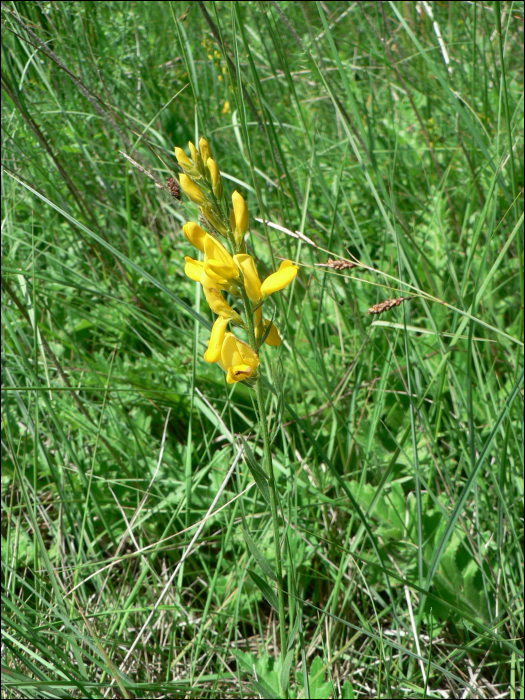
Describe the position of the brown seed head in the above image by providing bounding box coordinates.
[368,297,405,315]
[166,177,181,200]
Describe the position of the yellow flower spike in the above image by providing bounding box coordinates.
[226,365,254,383]
[231,190,248,245]
[219,333,260,379]
[199,137,212,165]
[207,158,223,200]
[179,174,207,205]
[182,222,206,252]
[260,260,298,295]
[201,273,242,322]
[234,254,262,301]
[203,316,228,364]
[262,319,282,347]
[184,256,204,282]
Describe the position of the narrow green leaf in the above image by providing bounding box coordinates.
[246,568,279,611]
[238,435,271,506]
[242,529,278,582]
[279,648,294,694]
[287,614,301,651]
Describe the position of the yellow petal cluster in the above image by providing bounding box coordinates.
[176,136,299,383]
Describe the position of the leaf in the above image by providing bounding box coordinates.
[250,680,277,699]
[238,435,271,506]
[308,657,333,700]
[342,679,355,699]
[247,568,279,612]
[242,529,278,581]
[287,614,302,651]
[280,648,294,694]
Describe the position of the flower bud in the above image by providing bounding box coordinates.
[182,222,206,252]
[188,141,204,174]
[180,174,207,205]
[199,137,212,165]
[200,207,229,236]
[175,147,200,177]
[232,191,248,245]
[207,158,223,200]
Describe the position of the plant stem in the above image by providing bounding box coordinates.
[241,288,288,682]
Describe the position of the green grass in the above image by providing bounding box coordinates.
[1,1,523,698]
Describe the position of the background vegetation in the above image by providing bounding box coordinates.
[1,1,523,697]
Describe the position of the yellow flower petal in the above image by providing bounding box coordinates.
[201,274,241,322]
[179,174,207,205]
[182,222,206,252]
[203,316,228,363]
[204,234,237,272]
[184,256,204,282]
[262,319,281,347]
[204,258,237,284]
[226,365,254,383]
[220,333,259,373]
[260,260,298,295]
[234,254,262,301]
[231,190,248,245]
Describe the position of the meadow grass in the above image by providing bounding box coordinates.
[1,2,523,698]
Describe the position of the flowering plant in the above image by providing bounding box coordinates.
[176,137,297,691]
[176,138,298,384]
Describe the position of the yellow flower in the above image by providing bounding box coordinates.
[203,316,228,363]
[204,234,239,282]
[179,174,207,205]
[182,222,206,252]
[199,137,212,165]
[234,254,262,301]
[201,273,242,322]
[262,319,281,347]
[260,260,298,295]
[219,333,259,383]
[222,100,230,114]
[207,157,223,200]
[231,190,248,245]
[184,256,204,282]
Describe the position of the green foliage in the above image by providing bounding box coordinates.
[1,1,523,698]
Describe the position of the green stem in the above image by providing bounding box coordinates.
[241,288,288,684]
